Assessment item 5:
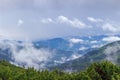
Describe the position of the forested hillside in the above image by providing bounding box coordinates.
[0,60,120,80]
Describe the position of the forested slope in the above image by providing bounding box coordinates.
[0,60,120,80]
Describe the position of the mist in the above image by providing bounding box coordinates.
[104,42,120,64]
[0,40,55,69]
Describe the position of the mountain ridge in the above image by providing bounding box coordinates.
[49,40,120,71]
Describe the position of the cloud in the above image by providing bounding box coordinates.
[87,17,103,22]
[0,0,120,40]
[90,40,97,44]
[104,43,120,63]
[102,36,120,42]
[67,53,82,61]
[54,57,67,64]
[91,45,103,48]
[40,16,86,29]
[0,40,55,69]
[79,46,88,51]
[69,38,83,43]
[57,16,86,29]
[40,18,54,24]
[102,23,118,32]
[17,19,24,26]
[54,53,82,64]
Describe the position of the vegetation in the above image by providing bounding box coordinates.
[0,60,120,80]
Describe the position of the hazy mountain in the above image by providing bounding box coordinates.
[50,40,120,72]
[0,35,119,69]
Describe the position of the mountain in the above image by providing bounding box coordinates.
[50,40,120,71]
[0,35,119,70]
[34,35,107,52]
[0,40,76,69]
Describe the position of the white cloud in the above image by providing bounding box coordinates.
[67,53,82,61]
[90,40,97,44]
[40,18,54,24]
[54,53,82,64]
[54,57,67,64]
[69,38,83,43]
[102,23,118,32]
[40,16,86,29]
[87,17,103,22]
[91,45,103,48]
[18,19,24,26]
[57,16,86,29]
[79,46,87,51]
[104,43,120,63]
[0,40,55,69]
[102,36,120,42]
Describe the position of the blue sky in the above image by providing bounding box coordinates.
[0,0,120,40]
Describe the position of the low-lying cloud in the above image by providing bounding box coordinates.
[54,53,82,64]
[69,38,84,44]
[104,42,120,63]
[0,40,55,69]
[0,39,84,69]
[102,36,120,42]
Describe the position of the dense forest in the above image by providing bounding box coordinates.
[0,60,120,80]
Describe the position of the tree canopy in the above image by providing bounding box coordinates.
[0,60,120,80]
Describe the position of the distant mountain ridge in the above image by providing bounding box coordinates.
[0,35,119,70]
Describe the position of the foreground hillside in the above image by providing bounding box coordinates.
[0,60,120,80]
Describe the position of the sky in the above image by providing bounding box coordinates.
[0,0,120,40]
